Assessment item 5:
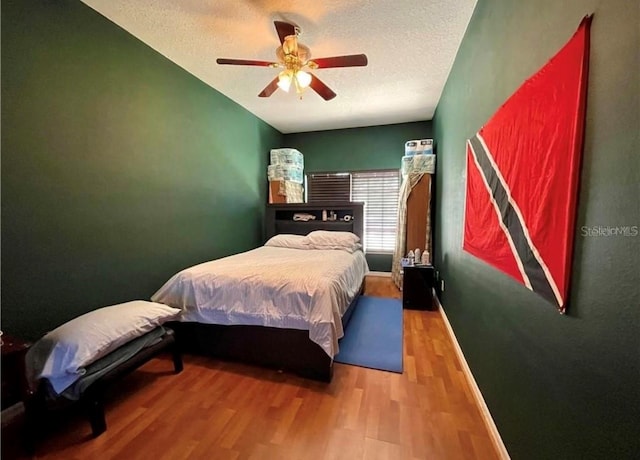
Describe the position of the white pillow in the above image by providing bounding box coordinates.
[306,230,360,247]
[311,242,363,253]
[26,300,180,394]
[264,234,310,249]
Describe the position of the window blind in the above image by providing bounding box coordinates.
[352,170,400,253]
[307,173,352,203]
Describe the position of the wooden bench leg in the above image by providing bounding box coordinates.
[23,395,45,455]
[172,345,184,374]
[83,394,107,437]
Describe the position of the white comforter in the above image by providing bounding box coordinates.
[151,246,369,358]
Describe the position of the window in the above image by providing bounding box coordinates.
[352,170,400,253]
[307,173,351,202]
[305,170,400,253]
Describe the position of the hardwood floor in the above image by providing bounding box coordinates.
[6,276,499,459]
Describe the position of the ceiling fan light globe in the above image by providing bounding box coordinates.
[277,70,292,92]
[296,70,312,89]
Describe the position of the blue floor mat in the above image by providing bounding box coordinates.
[334,296,403,373]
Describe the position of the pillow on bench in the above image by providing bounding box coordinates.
[26,300,180,394]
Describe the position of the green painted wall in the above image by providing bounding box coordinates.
[433,1,639,458]
[1,0,282,339]
[285,122,432,271]
[284,121,431,172]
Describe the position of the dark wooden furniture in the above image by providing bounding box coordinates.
[265,202,364,240]
[24,327,183,453]
[404,155,437,275]
[168,289,361,382]
[402,265,436,310]
[1,334,31,411]
[171,202,366,383]
[406,174,432,253]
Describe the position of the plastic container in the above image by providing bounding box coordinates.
[401,155,413,176]
[416,139,434,155]
[267,164,304,184]
[405,139,434,155]
[270,148,304,169]
[404,140,418,156]
[401,154,436,176]
[269,180,303,203]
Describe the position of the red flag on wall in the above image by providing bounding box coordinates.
[463,16,592,313]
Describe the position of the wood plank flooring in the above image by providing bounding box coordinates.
[5,276,499,459]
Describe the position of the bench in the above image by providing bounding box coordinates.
[22,301,184,453]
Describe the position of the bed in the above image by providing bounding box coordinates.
[153,202,368,382]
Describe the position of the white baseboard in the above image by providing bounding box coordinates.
[367,271,392,277]
[435,295,511,460]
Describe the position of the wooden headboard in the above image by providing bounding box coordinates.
[265,202,364,242]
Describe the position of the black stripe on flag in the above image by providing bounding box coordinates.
[469,134,559,308]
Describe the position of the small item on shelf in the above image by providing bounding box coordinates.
[329,211,337,221]
[322,210,327,221]
[421,251,430,265]
[293,213,316,222]
[414,248,422,265]
[342,215,352,222]
[407,250,415,266]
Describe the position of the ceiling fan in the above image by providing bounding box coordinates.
[216,21,368,101]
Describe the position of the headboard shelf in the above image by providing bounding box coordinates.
[265,202,364,241]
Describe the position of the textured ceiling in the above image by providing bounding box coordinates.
[81,0,477,134]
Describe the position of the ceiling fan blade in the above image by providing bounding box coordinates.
[309,74,337,101]
[311,54,368,69]
[258,77,280,98]
[216,58,275,67]
[274,21,296,44]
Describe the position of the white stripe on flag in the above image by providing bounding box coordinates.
[476,134,564,309]
[467,139,533,290]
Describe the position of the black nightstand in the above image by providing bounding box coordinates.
[402,265,436,310]
[1,335,36,457]
[1,334,31,410]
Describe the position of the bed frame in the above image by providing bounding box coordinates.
[170,202,366,382]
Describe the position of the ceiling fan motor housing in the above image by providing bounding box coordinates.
[276,36,311,71]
